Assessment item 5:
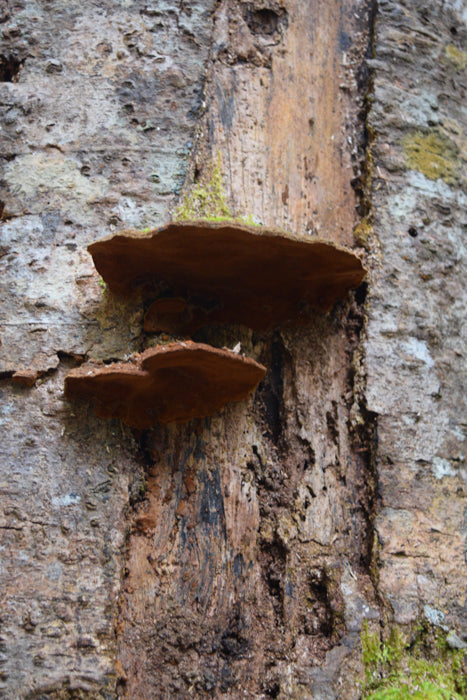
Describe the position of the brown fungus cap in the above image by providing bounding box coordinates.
[88,220,366,333]
[64,341,266,428]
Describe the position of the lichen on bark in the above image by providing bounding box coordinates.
[403,129,461,185]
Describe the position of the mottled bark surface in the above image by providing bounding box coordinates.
[0,0,465,699]
[366,0,467,631]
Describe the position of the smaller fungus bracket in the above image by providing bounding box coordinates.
[87,220,367,333]
[64,341,266,428]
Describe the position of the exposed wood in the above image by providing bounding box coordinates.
[116,1,378,697]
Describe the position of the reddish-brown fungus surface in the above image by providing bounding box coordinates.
[88,220,366,333]
[64,341,266,428]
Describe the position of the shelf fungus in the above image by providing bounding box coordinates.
[64,341,266,428]
[88,220,367,333]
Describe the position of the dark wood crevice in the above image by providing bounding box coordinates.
[0,53,24,82]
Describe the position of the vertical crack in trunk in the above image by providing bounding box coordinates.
[347,0,381,582]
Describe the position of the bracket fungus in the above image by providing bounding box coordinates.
[64,341,266,428]
[88,220,366,333]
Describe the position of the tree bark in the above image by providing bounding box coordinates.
[0,0,465,699]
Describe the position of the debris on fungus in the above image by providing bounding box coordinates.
[64,341,266,428]
[88,220,366,333]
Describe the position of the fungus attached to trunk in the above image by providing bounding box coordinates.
[143,296,189,334]
[64,341,266,428]
[87,220,366,333]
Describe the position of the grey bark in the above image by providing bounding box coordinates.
[367,0,467,631]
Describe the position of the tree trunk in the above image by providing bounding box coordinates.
[0,1,465,699]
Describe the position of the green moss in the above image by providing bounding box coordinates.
[238,213,261,227]
[174,151,232,221]
[171,151,262,226]
[361,621,466,700]
[444,44,467,71]
[353,217,373,249]
[98,277,107,293]
[368,681,461,699]
[403,130,460,185]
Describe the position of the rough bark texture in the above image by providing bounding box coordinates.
[366,0,467,631]
[0,1,465,700]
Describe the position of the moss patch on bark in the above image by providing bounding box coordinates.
[174,152,232,221]
[361,621,466,699]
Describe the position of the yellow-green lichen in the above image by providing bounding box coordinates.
[444,44,467,71]
[403,130,460,185]
[361,621,466,700]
